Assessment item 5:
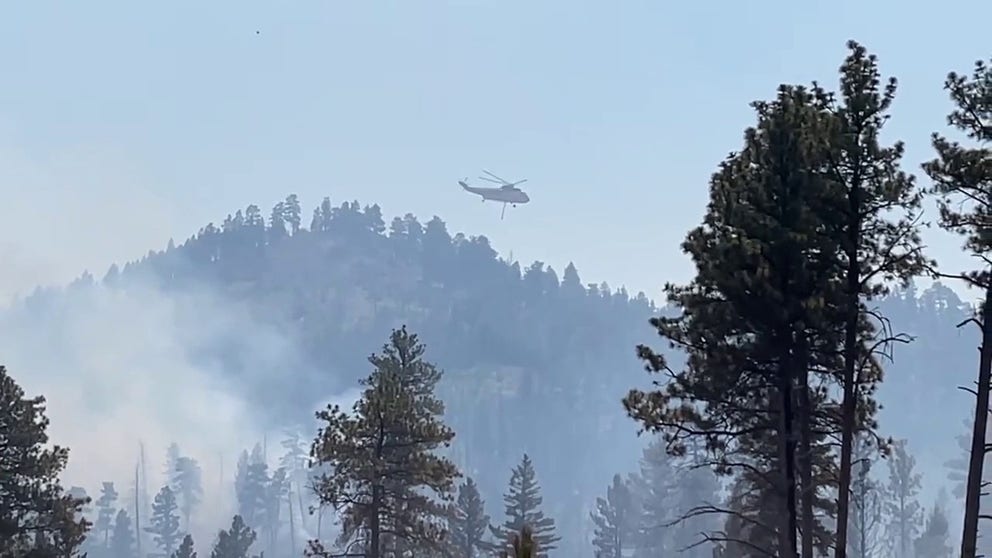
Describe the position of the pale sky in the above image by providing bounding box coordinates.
[1,1,990,302]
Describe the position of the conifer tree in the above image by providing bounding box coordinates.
[0,365,90,556]
[165,443,182,485]
[923,55,992,558]
[110,509,136,558]
[95,482,120,548]
[449,477,491,558]
[629,438,676,556]
[847,436,884,558]
[173,456,203,531]
[883,440,922,557]
[915,500,952,558]
[811,40,929,558]
[490,454,559,558]
[235,444,269,531]
[146,485,182,557]
[210,515,257,558]
[623,84,840,558]
[310,327,460,558]
[173,534,197,558]
[590,474,637,558]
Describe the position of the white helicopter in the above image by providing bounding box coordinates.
[458,169,530,220]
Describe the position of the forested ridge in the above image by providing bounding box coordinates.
[2,42,992,558]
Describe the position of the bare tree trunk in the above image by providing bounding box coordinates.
[961,289,992,558]
[297,484,307,533]
[798,343,815,558]
[834,178,863,558]
[370,484,383,558]
[778,356,799,558]
[134,464,142,558]
[288,488,296,557]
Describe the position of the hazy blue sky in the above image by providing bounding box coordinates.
[1,0,991,301]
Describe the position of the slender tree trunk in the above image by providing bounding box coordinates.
[834,179,862,558]
[961,287,992,558]
[288,489,297,556]
[778,355,799,558]
[297,483,307,533]
[370,484,383,558]
[797,340,815,558]
[134,464,142,558]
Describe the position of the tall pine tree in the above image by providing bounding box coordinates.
[449,477,491,558]
[923,55,992,558]
[590,474,637,558]
[883,440,922,557]
[490,454,559,558]
[623,84,842,558]
[95,481,120,549]
[145,485,181,557]
[0,365,90,556]
[110,509,136,558]
[310,327,460,558]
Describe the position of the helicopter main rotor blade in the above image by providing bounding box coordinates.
[478,176,504,184]
[482,169,510,184]
[508,179,528,187]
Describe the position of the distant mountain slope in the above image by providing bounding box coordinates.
[7,194,983,554]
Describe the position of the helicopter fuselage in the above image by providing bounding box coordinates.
[459,181,530,204]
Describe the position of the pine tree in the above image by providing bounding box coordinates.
[165,443,182,486]
[671,450,722,557]
[449,477,491,558]
[0,365,90,556]
[490,454,559,558]
[95,482,120,548]
[812,40,930,558]
[173,534,197,558]
[622,83,842,558]
[883,440,922,557]
[923,55,992,558]
[110,509,136,558]
[174,456,203,531]
[847,436,884,558]
[915,500,952,558]
[146,485,182,557]
[210,515,257,558]
[630,438,676,556]
[590,474,637,558]
[311,327,460,558]
[235,444,269,531]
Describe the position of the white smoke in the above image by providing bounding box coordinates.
[0,278,359,547]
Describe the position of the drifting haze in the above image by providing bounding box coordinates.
[0,277,360,541]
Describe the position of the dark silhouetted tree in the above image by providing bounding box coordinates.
[812,40,929,558]
[0,365,90,556]
[923,55,992,558]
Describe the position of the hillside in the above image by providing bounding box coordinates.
[3,194,983,555]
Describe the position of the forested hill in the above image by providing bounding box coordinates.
[6,194,983,554]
